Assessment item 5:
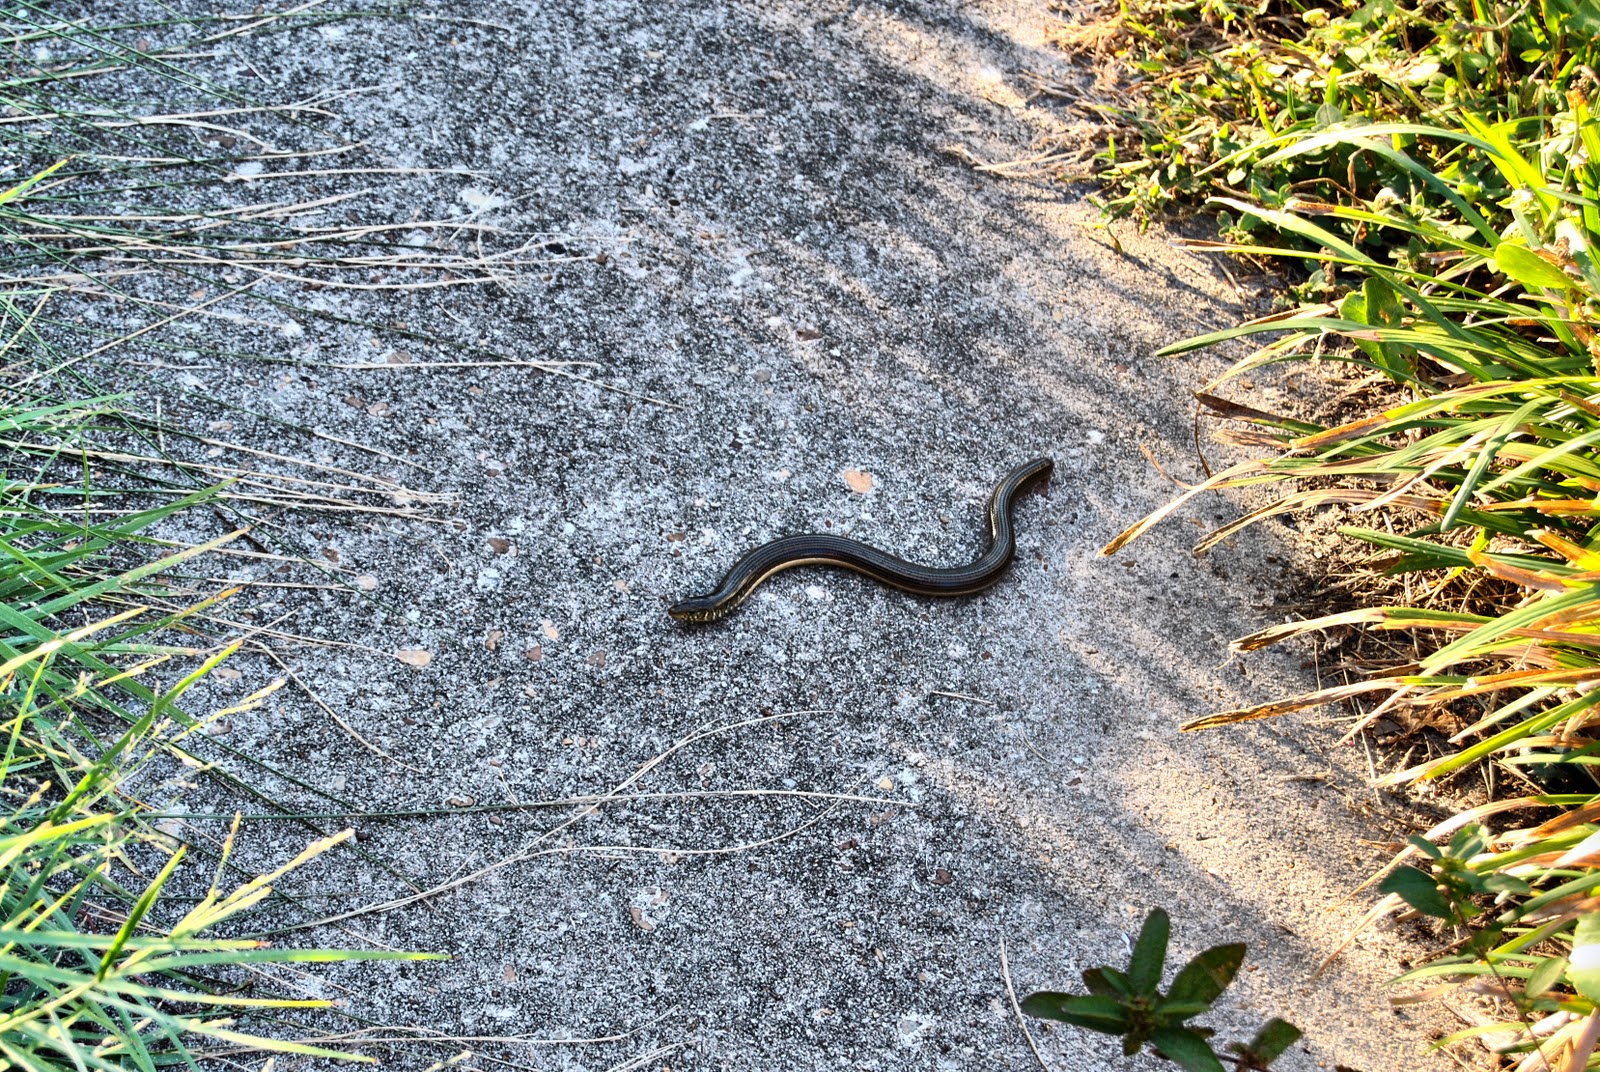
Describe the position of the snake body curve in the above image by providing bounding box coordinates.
[668,457,1054,623]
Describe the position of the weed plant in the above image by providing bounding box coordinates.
[1078,0,1600,1064]
[1024,908,1302,1072]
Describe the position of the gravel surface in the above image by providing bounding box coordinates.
[71,1,1458,1068]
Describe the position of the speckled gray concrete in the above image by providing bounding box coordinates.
[98,1,1458,1069]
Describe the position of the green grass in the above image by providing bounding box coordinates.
[1069,0,1597,256]
[1,705,437,1069]
[1067,0,1600,1064]
[0,389,444,1069]
[0,7,458,1067]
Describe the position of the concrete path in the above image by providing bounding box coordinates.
[116,1,1454,1068]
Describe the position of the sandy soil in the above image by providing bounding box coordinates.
[70,0,1463,1068]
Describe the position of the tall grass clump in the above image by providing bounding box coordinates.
[1062,0,1600,1064]
[0,399,440,1068]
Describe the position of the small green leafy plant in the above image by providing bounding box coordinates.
[1022,908,1303,1071]
[1379,825,1531,940]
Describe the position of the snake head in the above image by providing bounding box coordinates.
[666,597,727,623]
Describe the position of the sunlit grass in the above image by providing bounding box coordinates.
[1083,0,1600,1063]
[0,397,445,1067]
[0,712,439,1070]
[0,6,469,1066]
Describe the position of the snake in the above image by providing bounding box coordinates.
[667,457,1055,623]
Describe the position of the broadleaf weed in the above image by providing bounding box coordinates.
[1024,908,1300,1071]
